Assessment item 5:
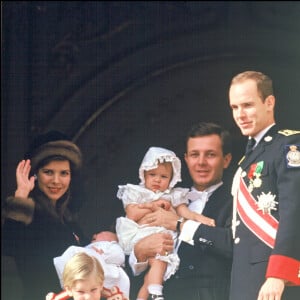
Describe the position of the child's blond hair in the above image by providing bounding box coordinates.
[63,252,104,288]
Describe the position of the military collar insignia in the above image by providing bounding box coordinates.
[264,136,272,142]
[256,192,278,215]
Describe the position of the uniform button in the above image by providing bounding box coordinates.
[234,237,240,244]
[236,220,240,226]
[188,265,194,270]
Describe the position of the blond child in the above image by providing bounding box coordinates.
[46,252,104,300]
[46,252,129,300]
[52,231,130,299]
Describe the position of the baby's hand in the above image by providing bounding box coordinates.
[91,245,104,255]
[153,199,171,210]
[195,214,215,227]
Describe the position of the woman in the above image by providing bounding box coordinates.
[2,131,89,300]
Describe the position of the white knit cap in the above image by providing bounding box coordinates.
[139,147,181,188]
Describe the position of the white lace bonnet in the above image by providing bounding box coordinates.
[139,146,182,188]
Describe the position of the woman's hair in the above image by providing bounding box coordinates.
[63,252,104,289]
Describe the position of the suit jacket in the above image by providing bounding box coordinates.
[230,126,300,300]
[164,183,233,300]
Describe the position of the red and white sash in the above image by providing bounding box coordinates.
[236,177,279,248]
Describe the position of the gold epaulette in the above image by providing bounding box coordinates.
[278,129,300,136]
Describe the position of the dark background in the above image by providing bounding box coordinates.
[2,2,300,299]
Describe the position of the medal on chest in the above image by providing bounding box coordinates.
[247,161,263,192]
[257,192,278,214]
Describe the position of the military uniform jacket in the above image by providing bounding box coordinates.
[230,126,300,300]
[164,183,233,300]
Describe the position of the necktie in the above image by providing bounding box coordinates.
[245,137,256,156]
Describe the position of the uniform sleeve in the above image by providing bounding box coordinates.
[266,255,300,285]
[266,136,300,284]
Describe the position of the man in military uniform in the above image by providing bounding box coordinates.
[229,70,300,300]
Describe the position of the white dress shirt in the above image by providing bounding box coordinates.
[129,182,223,275]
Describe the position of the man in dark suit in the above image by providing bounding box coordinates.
[128,122,234,300]
[229,70,300,300]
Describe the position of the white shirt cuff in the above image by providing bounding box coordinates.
[178,220,200,246]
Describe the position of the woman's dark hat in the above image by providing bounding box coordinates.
[26,131,82,172]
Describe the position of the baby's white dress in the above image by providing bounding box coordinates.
[116,183,189,280]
